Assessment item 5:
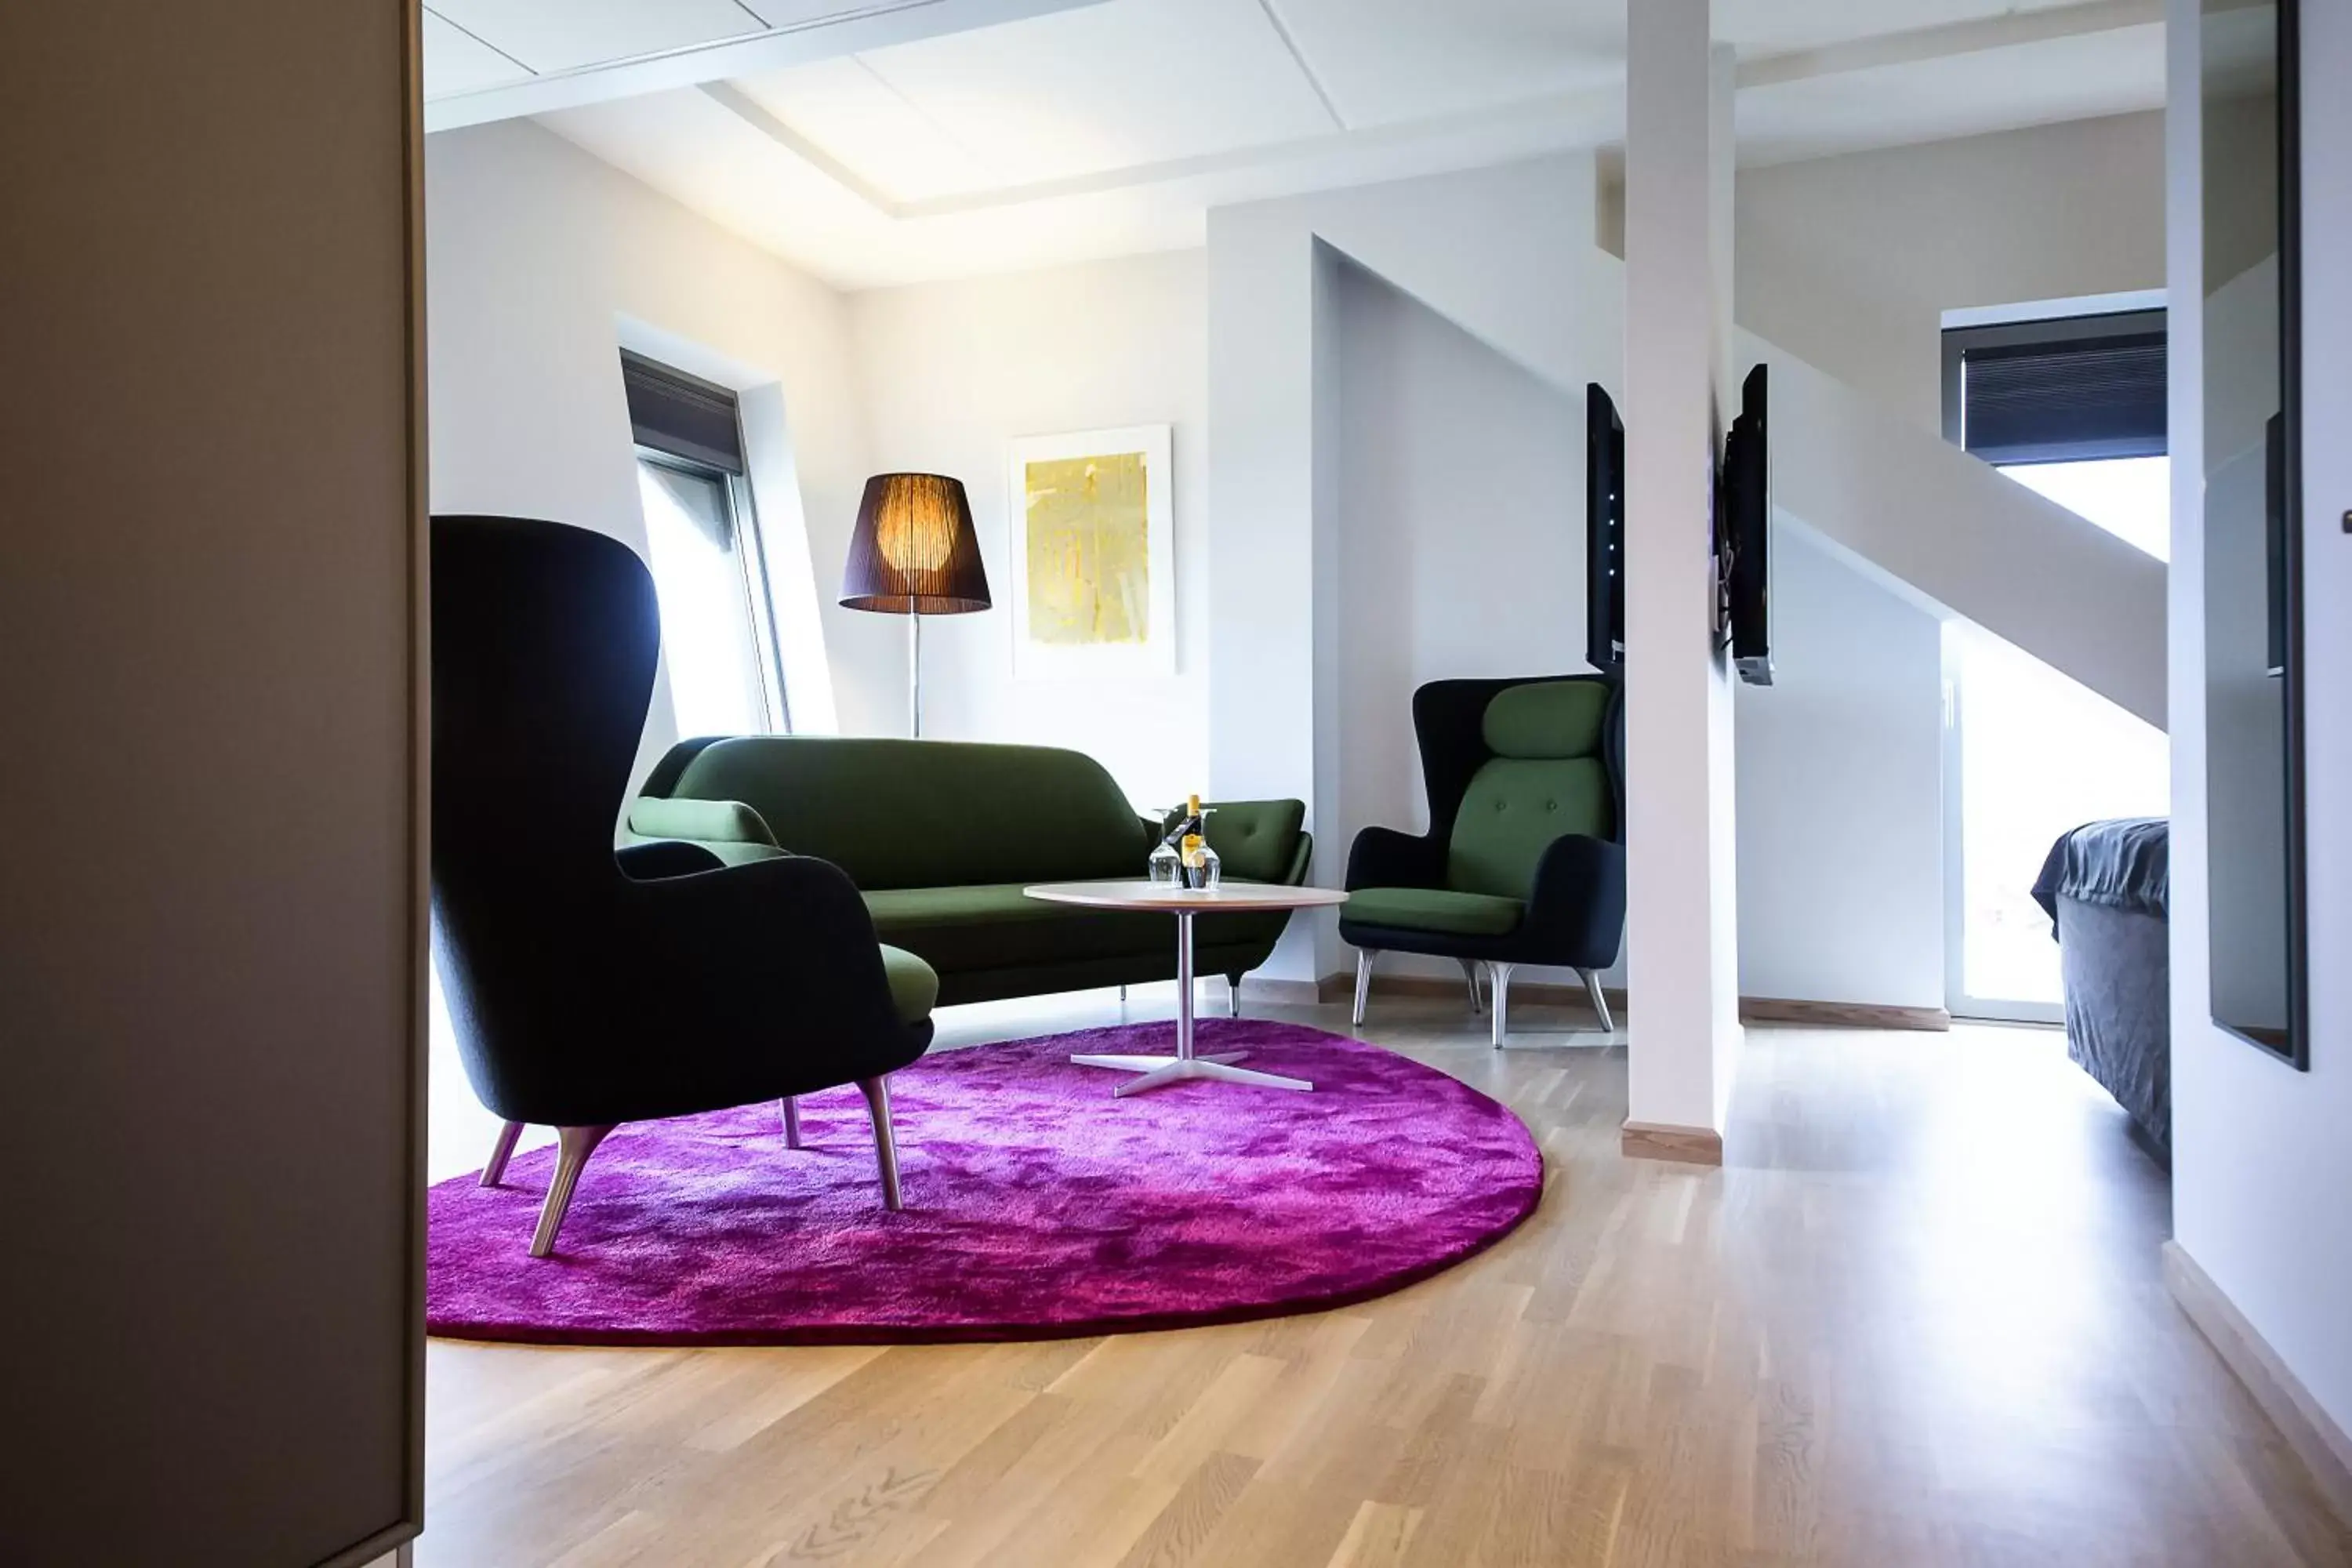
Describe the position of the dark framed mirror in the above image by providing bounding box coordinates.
[2201,0,2307,1067]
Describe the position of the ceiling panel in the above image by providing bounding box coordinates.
[1267,0,1624,129]
[422,8,533,98]
[1737,24,2165,164]
[731,56,999,202]
[738,0,895,27]
[430,0,764,75]
[1715,0,2086,58]
[851,0,1333,187]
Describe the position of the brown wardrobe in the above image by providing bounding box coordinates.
[0,4,425,1564]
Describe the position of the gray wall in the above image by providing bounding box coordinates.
[0,5,423,1565]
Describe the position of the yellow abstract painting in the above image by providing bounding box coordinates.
[1022,452,1150,646]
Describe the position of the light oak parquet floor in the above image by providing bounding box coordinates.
[420,995,2352,1567]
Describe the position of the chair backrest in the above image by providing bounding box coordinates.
[429,516,656,1102]
[1445,681,1617,901]
[665,735,1151,889]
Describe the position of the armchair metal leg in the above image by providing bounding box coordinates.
[479,1120,524,1188]
[1228,975,1242,1018]
[858,1076,904,1212]
[529,1123,615,1258]
[1460,959,1486,1017]
[1490,962,1516,1048]
[1580,968,1615,1033]
[781,1097,802,1149]
[1352,949,1377,1027]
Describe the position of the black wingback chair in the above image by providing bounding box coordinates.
[1340,675,1626,1046]
[431,516,934,1256]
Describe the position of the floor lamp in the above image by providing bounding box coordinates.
[840,473,992,738]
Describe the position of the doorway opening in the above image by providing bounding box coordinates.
[1941,309,2171,1021]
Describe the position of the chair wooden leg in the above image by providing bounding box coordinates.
[781,1097,802,1149]
[857,1076,903,1212]
[479,1120,524,1188]
[529,1124,615,1258]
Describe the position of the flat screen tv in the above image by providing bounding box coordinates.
[1722,363,1772,686]
[1585,383,1624,673]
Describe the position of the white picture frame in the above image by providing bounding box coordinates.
[1007,424,1176,679]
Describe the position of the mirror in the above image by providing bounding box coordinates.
[2201,0,2307,1066]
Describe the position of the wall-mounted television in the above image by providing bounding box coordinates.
[1720,364,1772,686]
[1586,383,1624,673]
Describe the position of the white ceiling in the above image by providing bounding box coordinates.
[422,0,2166,290]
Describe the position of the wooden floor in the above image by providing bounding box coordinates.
[421,994,2352,1567]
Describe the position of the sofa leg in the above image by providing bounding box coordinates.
[479,1120,524,1189]
[1580,968,1615,1033]
[529,1123,615,1258]
[1460,959,1486,1017]
[858,1076,904,1212]
[1490,963,1516,1049]
[1352,949,1377,1028]
[781,1097,802,1149]
[1228,974,1242,1018]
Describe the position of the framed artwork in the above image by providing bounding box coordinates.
[1007,424,1175,677]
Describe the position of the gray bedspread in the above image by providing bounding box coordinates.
[2033,818,2171,1160]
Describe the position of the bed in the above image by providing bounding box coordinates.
[2031,817,2171,1163]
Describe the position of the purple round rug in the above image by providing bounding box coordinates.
[426,1020,1541,1346]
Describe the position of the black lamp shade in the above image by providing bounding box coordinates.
[840,473,991,615]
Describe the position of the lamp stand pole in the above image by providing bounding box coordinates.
[908,608,922,739]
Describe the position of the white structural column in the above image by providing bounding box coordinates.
[1623,0,1744,1157]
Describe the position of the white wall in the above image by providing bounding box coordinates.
[1199,139,2157,1011]
[847,252,1208,808]
[1329,260,1617,991]
[1737,111,2166,434]
[1734,528,1946,1007]
[1207,156,1617,982]
[426,118,886,767]
[2169,0,2352,1443]
[1721,114,2169,1011]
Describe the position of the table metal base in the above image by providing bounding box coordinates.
[1072,909,1316,1096]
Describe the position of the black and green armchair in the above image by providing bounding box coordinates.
[1340,676,1626,1046]
[431,516,935,1257]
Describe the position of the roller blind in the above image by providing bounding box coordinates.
[1949,314,2167,466]
[621,351,745,474]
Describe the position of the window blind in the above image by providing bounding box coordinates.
[621,352,746,474]
[1955,325,2167,466]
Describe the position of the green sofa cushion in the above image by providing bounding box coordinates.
[1446,757,1612,899]
[1482,679,1610,760]
[865,882,1290,976]
[1345,887,1523,937]
[864,883,1168,974]
[878,944,938,1024]
[671,737,1150,891]
[625,795,786,866]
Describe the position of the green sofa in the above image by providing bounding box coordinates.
[628,736,1312,1008]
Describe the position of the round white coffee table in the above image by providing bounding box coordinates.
[1022,880,1352,1097]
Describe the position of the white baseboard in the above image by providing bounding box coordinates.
[2163,1240,2352,1527]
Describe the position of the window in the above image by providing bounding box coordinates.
[1940,309,2171,1018]
[621,353,787,736]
